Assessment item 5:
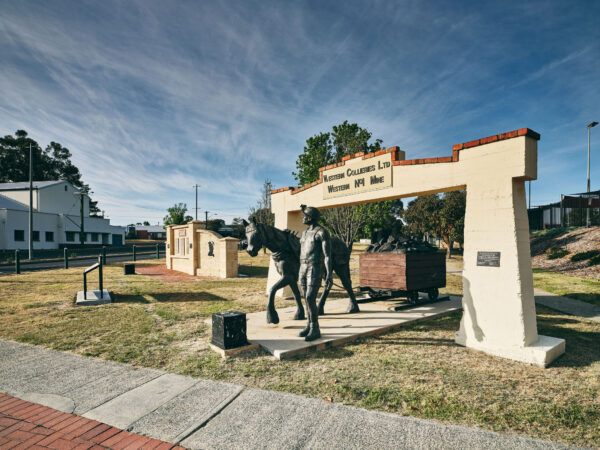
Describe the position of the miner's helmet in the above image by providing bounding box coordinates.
[300,204,320,222]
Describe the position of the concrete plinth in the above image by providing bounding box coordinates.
[455,332,565,368]
[76,289,112,305]
[244,296,462,360]
[209,343,260,358]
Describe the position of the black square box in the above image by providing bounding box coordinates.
[211,311,248,349]
[124,263,135,275]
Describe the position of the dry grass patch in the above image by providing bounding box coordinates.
[0,251,599,447]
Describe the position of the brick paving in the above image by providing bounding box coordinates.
[0,393,185,449]
[133,265,211,283]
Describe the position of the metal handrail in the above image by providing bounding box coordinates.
[83,256,103,299]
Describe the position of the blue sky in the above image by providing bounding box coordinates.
[1,0,599,225]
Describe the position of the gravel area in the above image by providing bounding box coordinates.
[531,227,600,279]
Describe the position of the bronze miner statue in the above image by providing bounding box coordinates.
[243,208,359,331]
[297,205,330,341]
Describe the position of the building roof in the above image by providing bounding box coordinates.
[135,225,165,232]
[0,180,67,191]
[0,194,28,211]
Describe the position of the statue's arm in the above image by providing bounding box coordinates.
[321,230,333,288]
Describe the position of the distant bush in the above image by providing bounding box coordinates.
[589,255,600,266]
[547,245,568,260]
[571,250,600,262]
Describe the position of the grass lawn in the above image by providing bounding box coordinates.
[533,269,600,307]
[0,251,599,447]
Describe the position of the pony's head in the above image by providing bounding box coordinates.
[243,217,262,257]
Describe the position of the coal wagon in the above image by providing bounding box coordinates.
[359,251,446,303]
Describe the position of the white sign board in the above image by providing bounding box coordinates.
[322,153,393,199]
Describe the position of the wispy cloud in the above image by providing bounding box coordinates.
[0,0,599,223]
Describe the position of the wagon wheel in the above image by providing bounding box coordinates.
[428,288,439,301]
[407,290,419,304]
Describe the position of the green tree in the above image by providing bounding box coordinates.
[231,217,247,239]
[403,191,466,258]
[443,191,466,249]
[248,179,274,226]
[0,130,101,215]
[206,218,225,232]
[163,203,189,226]
[292,121,394,249]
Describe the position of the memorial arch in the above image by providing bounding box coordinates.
[268,128,565,367]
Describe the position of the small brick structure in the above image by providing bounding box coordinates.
[0,393,184,449]
[166,223,239,278]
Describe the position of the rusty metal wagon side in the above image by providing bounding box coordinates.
[359,252,446,303]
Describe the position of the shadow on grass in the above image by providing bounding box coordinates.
[113,294,151,304]
[537,308,600,368]
[113,291,229,303]
[152,292,229,303]
[238,265,268,278]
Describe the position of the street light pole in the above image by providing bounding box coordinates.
[193,184,200,220]
[587,121,598,227]
[28,143,33,260]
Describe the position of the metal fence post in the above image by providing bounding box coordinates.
[15,250,20,274]
[156,244,160,259]
[64,248,69,269]
[102,246,107,265]
[98,256,103,294]
[83,269,87,299]
[133,245,136,262]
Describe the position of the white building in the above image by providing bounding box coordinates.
[0,180,126,250]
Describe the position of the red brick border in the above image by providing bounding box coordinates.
[0,393,185,449]
[270,128,540,196]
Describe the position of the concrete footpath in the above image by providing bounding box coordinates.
[534,288,600,322]
[0,339,568,449]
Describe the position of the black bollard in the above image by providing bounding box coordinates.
[64,248,69,269]
[133,245,136,262]
[98,256,103,294]
[15,250,20,274]
[211,311,249,350]
[156,243,160,259]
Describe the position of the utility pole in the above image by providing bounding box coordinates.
[205,210,209,229]
[193,184,200,220]
[528,181,531,210]
[74,191,86,246]
[80,192,85,245]
[28,143,33,260]
[586,121,598,227]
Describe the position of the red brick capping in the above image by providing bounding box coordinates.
[451,128,540,151]
[269,129,539,195]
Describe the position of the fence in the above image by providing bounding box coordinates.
[528,190,600,230]
[0,243,165,272]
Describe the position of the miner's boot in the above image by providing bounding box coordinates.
[304,298,321,341]
[299,303,311,337]
[299,320,311,337]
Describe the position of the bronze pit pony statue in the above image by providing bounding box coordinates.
[243,217,359,324]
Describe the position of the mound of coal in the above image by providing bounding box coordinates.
[366,236,438,254]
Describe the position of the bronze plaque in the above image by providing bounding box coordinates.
[477,251,501,267]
